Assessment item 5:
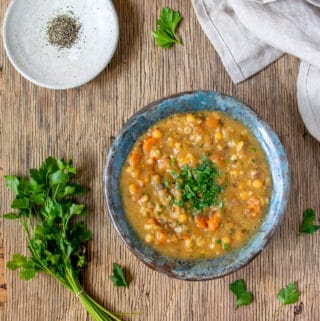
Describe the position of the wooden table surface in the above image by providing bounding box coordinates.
[1,1,320,321]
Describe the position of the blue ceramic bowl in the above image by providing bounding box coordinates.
[104,91,290,280]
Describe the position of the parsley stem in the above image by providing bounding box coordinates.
[64,267,122,321]
[53,184,60,199]
[272,304,284,320]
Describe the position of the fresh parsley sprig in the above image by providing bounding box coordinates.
[109,263,128,288]
[3,157,125,321]
[273,282,300,319]
[152,7,182,49]
[229,279,253,309]
[299,208,320,234]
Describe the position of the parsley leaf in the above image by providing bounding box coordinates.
[152,7,182,49]
[277,282,300,305]
[163,177,169,188]
[109,263,128,288]
[299,208,320,234]
[2,213,20,220]
[273,282,301,318]
[4,175,20,193]
[229,279,253,309]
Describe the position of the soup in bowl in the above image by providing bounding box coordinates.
[104,91,289,280]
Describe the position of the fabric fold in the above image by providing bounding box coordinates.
[192,0,282,84]
[192,0,320,141]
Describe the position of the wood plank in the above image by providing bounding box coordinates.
[0,0,319,320]
[0,238,6,309]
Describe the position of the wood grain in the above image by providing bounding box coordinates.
[1,1,319,321]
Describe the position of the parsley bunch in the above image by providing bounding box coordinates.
[3,157,123,321]
[173,156,224,212]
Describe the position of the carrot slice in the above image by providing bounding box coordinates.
[195,215,208,229]
[211,154,223,166]
[156,231,167,244]
[206,116,219,128]
[207,214,221,232]
[143,137,157,154]
[128,150,140,167]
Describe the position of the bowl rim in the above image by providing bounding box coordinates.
[104,90,290,280]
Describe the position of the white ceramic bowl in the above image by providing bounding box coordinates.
[3,0,119,89]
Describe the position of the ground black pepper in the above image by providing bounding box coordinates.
[47,14,81,49]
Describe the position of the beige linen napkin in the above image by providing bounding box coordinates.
[192,0,320,141]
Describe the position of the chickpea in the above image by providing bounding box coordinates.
[146,158,155,165]
[230,170,238,177]
[129,184,139,195]
[194,134,202,143]
[183,126,192,134]
[230,154,237,161]
[215,132,222,141]
[145,233,154,243]
[139,194,149,204]
[236,141,244,152]
[228,140,236,147]
[167,137,174,146]
[252,179,263,189]
[131,169,140,178]
[185,239,193,249]
[151,175,160,185]
[222,236,231,244]
[144,224,153,230]
[196,237,205,247]
[178,214,188,224]
[238,182,245,190]
[186,114,196,123]
[152,129,163,139]
[186,153,196,165]
[150,149,161,159]
[139,207,149,217]
[240,191,249,200]
[174,226,183,234]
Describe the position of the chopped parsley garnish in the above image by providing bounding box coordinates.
[222,243,229,250]
[171,155,224,212]
[250,147,257,152]
[163,177,169,188]
[299,208,320,234]
[170,170,178,178]
[229,279,253,309]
